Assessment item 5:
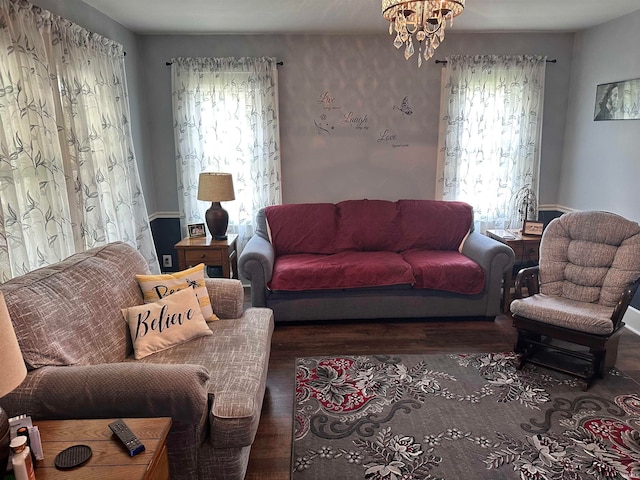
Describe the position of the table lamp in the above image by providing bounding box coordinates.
[197,172,235,240]
[0,292,27,479]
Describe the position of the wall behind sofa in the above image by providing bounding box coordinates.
[140,32,574,215]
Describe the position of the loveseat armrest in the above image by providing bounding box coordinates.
[5,363,210,425]
[238,234,275,307]
[205,278,244,319]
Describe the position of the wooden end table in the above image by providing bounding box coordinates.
[175,234,238,279]
[486,229,541,313]
[32,417,171,480]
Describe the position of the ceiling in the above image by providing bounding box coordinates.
[82,0,640,35]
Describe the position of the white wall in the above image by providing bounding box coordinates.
[560,10,640,223]
[140,32,574,214]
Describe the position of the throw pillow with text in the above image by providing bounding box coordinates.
[122,287,212,359]
[136,263,218,321]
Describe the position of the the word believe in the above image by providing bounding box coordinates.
[134,304,196,339]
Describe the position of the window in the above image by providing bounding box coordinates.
[171,57,282,252]
[436,55,546,232]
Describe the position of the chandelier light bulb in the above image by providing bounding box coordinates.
[382,0,465,67]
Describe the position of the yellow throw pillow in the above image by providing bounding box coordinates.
[136,264,218,321]
[122,287,213,359]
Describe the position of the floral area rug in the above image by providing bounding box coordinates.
[292,353,640,479]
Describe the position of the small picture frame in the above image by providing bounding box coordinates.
[523,220,544,236]
[187,223,206,238]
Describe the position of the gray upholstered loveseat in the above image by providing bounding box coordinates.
[239,199,515,322]
[0,242,273,480]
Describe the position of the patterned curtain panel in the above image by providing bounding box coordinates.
[171,57,282,253]
[0,0,160,281]
[435,55,546,232]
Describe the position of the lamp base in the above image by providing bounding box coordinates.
[0,407,9,480]
[205,202,229,241]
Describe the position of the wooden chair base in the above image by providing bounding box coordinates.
[513,316,623,391]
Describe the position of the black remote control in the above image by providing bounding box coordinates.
[108,419,145,456]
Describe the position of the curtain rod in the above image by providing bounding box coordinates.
[165,60,283,66]
[435,58,557,65]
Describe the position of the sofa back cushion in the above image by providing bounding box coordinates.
[265,203,337,255]
[397,200,473,251]
[0,242,148,369]
[539,211,640,307]
[335,199,402,251]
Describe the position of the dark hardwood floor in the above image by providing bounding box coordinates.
[244,308,640,479]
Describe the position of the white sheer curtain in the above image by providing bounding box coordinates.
[171,57,282,252]
[435,55,546,232]
[0,0,159,281]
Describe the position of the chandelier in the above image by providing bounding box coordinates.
[382,0,465,67]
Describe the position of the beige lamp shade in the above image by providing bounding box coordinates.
[0,292,26,397]
[197,173,235,202]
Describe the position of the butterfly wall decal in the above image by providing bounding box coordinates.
[394,96,413,116]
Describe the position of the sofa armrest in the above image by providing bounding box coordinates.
[5,363,210,425]
[462,232,515,316]
[238,234,275,307]
[462,231,515,276]
[204,278,244,319]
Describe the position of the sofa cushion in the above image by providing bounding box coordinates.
[123,288,213,360]
[0,242,148,369]
[268,251,415,291]
[265,203,337,255]
[402,250,485,294]
[131,308,274,449]
[136,264,219,321]
[335,199,402,251]
[397,200,473,251]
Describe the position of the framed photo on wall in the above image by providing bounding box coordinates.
[594,78,640,121]
[523,220,544,236]
[188,223,206,238]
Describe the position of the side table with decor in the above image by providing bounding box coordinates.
[175,234,238,279]
[3,418,171,480]
[486,229,541,312]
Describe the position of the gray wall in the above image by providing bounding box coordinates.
[32,0,156,213]
[560,10,640,223]
[140,32,574,214]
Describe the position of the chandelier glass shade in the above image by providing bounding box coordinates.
[382,0,465,67]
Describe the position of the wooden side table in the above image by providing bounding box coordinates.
[33,417,171,480]
[175,234,238,279]
[486,229,541,312]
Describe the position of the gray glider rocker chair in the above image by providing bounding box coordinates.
[510,210,640,390]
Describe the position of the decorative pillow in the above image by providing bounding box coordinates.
[136,264,218,321]
[122,287,212,360]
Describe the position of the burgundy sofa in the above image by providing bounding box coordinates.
[239,199,515,322]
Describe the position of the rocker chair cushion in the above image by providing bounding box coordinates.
[536,210,640,307]
[510,294,615,335]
